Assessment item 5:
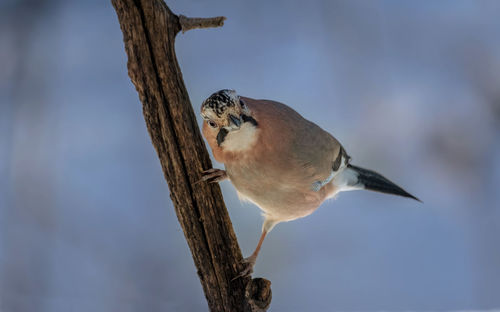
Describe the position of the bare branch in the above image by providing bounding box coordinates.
[111,0,271,311]
[179,15,226,33]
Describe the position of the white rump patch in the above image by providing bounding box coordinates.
[333,167,364,192]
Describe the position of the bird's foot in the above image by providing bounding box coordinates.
[196,168,227,184]
[232,255,257,281]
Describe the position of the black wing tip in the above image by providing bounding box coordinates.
[383,179,422,203]
[348,164,422,203]
[400,190,422,203]
[376,185,422,203]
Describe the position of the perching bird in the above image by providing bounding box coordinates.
[199,89,419,278]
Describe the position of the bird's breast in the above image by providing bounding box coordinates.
[225,156,327,222]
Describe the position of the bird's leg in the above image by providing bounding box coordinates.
[196,168,228,184]
[232,230,267,280]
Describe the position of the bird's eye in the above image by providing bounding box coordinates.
[239,99,246,108]
[208,120,217,128]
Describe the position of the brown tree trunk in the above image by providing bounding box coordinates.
[111,0,271,311]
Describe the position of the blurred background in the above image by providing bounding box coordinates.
[1,0,500,311]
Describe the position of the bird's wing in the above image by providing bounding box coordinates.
[248,98,349,189]
[291,117,350,189]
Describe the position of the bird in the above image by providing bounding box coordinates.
[199,89,419,279]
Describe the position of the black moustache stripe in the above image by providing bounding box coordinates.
[216,116,257,147]
[216,128,228,146]
[242,115,258,126]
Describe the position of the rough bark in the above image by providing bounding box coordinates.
[111,0,271,311]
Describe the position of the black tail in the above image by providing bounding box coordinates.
[347,164,421,202]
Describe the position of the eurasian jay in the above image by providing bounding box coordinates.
[200,89,419,278]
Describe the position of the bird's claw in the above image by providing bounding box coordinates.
[231,256,256,281]
[196,168,227,184]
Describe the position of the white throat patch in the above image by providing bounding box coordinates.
[221,122,258,152]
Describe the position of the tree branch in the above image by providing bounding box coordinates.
[179,15,226,33]
[111,0,271,311]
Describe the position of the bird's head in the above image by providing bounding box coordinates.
[201,89,257,147]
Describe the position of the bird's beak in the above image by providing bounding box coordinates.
[228,114,242,129]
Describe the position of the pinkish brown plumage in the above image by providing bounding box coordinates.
[200,89,419,278]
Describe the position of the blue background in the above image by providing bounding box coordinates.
[1,0,499,311]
